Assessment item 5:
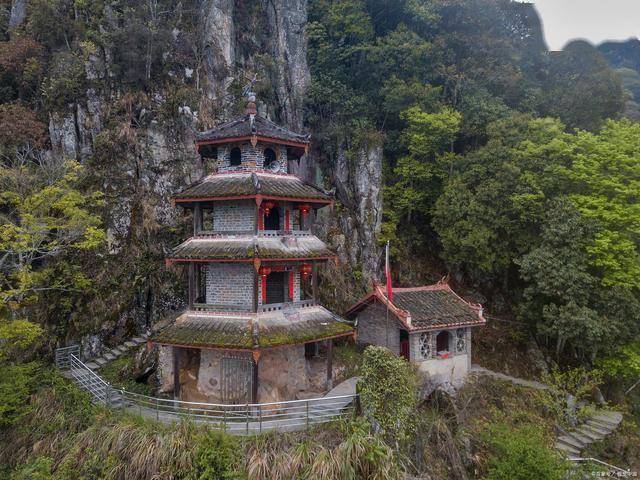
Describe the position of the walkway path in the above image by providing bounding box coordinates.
[470,364,623,460]
[555,411,623,459]
[84,333,149,370]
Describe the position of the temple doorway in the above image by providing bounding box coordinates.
[221,355,253,404]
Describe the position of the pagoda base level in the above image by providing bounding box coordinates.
[158,343,335,404]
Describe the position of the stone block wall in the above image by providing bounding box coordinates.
[212,200,255,231]
[205,263,254,308]
[355,301,400,355]
[157,345,174,394]
[217,141,288,173]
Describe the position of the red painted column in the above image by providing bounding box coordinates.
[285,209,290,231]
[261,275,267,302]
[258,208,264,230]
[288,271,294,301]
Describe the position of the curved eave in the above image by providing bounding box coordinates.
[196,135,309,151]
[172,194,333,207]
[165,255,336,266]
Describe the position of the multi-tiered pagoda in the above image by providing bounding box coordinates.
[153,94,354,404]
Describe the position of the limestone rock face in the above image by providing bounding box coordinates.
[259,345,308,402]
[324,139,383,284]
[200,0,235,107]
[157,345,175,394]
[266,0,310,130]
[9,0,28,29]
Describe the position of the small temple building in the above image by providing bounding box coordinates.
[152,93,354,404]
[346,282,486,388]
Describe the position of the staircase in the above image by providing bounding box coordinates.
[555,410,623,459]
[83,333,149,371]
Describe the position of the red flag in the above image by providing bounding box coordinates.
[385,241,393,302]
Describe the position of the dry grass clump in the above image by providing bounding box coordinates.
[245,420,401,480]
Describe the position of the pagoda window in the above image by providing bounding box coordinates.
[264,207,280,230]
[455,328,467,354]
[265,271,285,304]
[436,330,451,355]
[229,147,242,166]
[264,147,277,169]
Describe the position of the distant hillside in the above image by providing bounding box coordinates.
[599,39,640,120]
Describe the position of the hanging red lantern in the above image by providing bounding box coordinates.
[258,266,272,277]
[298,204,311,217]
[300,263,313,278]
[262,201,276,216]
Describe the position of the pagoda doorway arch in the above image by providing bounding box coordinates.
[264,207,280,230]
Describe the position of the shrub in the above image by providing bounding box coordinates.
[483,423,569,480]
[358,346,418,444]
[191,430,242,480]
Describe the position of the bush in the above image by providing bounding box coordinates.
[483,423,568,480]
[191,430,242,480]
[358,346,418,444]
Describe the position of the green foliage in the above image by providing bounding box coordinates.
[191,430,242,480]
[359,346,418,444]
[537,368,602,427]
[0,362,39,427]
[10,457,54,480]
[598,340,640,383]
[482,423,568,480]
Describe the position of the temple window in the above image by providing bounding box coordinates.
[264,147,277,170]
[264,207,280,230]
[455,328,467,354]
[419,332,432,359]
[229,147,242,166]
[264,271,285,304]
[436,330,451,355]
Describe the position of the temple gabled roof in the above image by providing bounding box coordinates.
[173,172,332,205]
[196,113,310,149]
[166,234,335,263]
[346,282,485,331]
[151,305,354,350]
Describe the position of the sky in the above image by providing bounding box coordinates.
[528,0,639,51]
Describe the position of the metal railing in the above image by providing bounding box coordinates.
[55,345,81,369]
[57,348,356,434]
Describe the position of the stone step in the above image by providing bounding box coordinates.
[565,430,595,446]
[591,411,623,424]
[124,341,137,348]
[581,422,612,436]
[557,435,584,450]
[555,442,581,457]
[109,348,122,357]
[103,353,116,361]
[132,337,146,344]
[95,357,108,366]
[115,345,128,353]
[588,417,619,430]
[85,362,99,370]
[585,420,615,434]
[576,427,605,442]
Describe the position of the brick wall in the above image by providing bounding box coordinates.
[217,141,288,173]
[212,200,255,231]
[205,263,254,308]
[355,301,400,355]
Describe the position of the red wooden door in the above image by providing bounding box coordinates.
[400,339,410,360]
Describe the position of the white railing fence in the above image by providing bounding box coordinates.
[56,347,357,434]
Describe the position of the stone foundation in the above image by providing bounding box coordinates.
[157,344,333,404]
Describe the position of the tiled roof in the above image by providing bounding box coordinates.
[346,283,485,331]
[169,235,335,261]
[173,172,331,203]
[196,114,310,146]
[152,306,354,349]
